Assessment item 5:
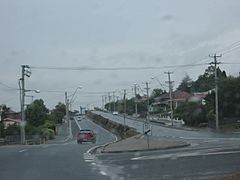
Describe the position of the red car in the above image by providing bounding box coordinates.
[77,129,96,144]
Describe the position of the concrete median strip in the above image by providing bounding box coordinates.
[101,134,190,153]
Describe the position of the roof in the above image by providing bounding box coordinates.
[173,90,192,100]
[3,118,21,123]
[154,90,191,102]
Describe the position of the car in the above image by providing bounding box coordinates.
[113,111,118,115]
[77,129,96,144]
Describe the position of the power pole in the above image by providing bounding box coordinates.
[123,89,126,127]
[65,92,71,137]
[209,54,222,130]
[144,82,150,123]
[104,96,107,110]
[20,65,31,145]
[165,71,174,126]
[134,84,138,116]
[101,96,104,110]
[144,82,151,149]
[108,92,111,112]
[113,91,116,112]
[20,66,25,145]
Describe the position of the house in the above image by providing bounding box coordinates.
[2,118,21,127]
[2,110,21,128]
[189,92,209,105]
[153,90,192,110]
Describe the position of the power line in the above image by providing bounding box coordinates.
[216,40,240,54]
[0,82,17,90]
[30,63,208,71]
[221,62,240,65]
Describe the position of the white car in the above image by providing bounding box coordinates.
[113,111,119,115]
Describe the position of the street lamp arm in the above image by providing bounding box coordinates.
[69,86,83,104]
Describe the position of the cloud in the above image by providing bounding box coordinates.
[160,14,175,22]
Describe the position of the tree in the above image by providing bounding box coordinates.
[177,74,193,93]
[192,66,227,92]
[174,102,208,126]
[205,76,240,121]
[25,99,49,127]
[50,102,66,124]
[151,88,165,98]
[5,124,20,136]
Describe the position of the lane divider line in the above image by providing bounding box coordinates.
[74,117,82,130]
[19,149,27,153]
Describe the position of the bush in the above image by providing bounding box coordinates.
[25,124,41,135]
[43,120,56,134]
[175,102,208,127]
[5,124,20,136]
[41,128,55,140]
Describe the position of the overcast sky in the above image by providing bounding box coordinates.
[0,0,240,111]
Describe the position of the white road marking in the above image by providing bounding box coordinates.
[131,150,240,161]
[74,117,82,130]
[19,149,28,153]
[99,171,107,176]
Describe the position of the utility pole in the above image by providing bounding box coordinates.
[101,96,104,110]
[113,91,116,112]
[123,89,126,127]
[104,96,107,110]
[144,82,151,149]
[165,71,174,126]
[144,82,150,123]
[209,54,222,130]
[20,66,25,145]
[20,65,31,145]
[134,84,138,116]
[108,92,111,112]
[116,96,119,112]
[65,92,70,137]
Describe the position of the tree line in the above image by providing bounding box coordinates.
[104,66,240,128]
[0,101,66,140]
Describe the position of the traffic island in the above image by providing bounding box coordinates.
[102,134,190,153]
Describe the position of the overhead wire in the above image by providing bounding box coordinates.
[30,63,208,71]
[0,81,18,90]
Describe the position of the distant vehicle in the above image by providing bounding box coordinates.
[77,130,96,144]
[113,111,119,115]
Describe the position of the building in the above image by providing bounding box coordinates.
[153,90,192,110]
[2,110,21,128]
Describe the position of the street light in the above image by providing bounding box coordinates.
[20,87,40,145]
[68,86,83,105]
[25,89,40,93]
[65,86,83,139]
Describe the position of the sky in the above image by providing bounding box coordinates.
[0,0,240,111]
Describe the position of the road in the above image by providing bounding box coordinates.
[93,111,240,148]
[1,115,240,180]
[0,117,116,180]
[95,146,240,179]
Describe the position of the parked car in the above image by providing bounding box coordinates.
[77,130,96,144]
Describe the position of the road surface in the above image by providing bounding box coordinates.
[1,116,240,180]
[0,117,115,180]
